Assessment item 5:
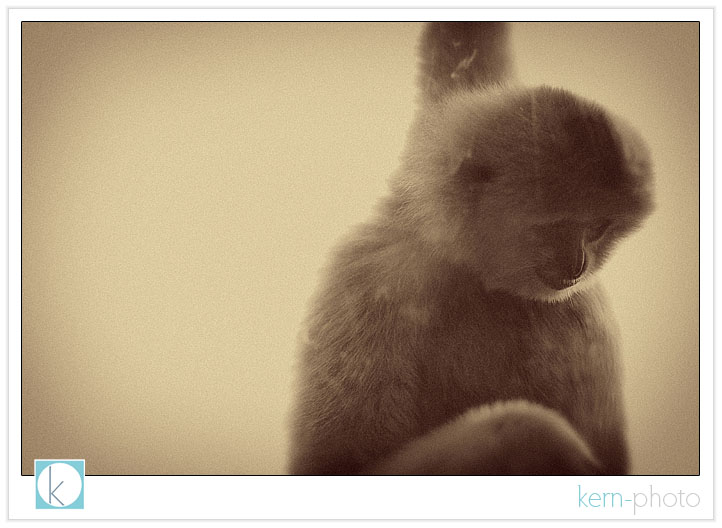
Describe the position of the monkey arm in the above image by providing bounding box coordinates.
[365,399,602,475]
[418,22,512,102]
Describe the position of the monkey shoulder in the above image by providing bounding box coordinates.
[306,222,447,339]
[296,220,443,401]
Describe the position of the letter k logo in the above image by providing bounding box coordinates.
[47,465,64,506]
[35,460,84,509]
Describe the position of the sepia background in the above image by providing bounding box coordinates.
[21,22,699,475]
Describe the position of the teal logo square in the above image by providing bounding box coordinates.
[35,459,84,509]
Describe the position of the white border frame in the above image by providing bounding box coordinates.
[7,7,713,520]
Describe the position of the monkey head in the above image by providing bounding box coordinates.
[396,85,654,302]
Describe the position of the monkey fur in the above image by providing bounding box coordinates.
[289,22,654,475]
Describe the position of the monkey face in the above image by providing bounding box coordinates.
[397,86,653,302]
[430,88,654,302]
[460,196,601,301]
[462,169,649,302]
[461,201,627,302]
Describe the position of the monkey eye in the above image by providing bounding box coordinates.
[587,220,611,242]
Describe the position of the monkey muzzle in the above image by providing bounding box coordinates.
[536,240,587,290]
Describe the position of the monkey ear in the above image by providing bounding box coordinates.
[454,157,494,189]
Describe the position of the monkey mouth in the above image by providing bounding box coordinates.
[536,271,582,291]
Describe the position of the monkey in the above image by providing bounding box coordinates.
[289,22,654,475]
